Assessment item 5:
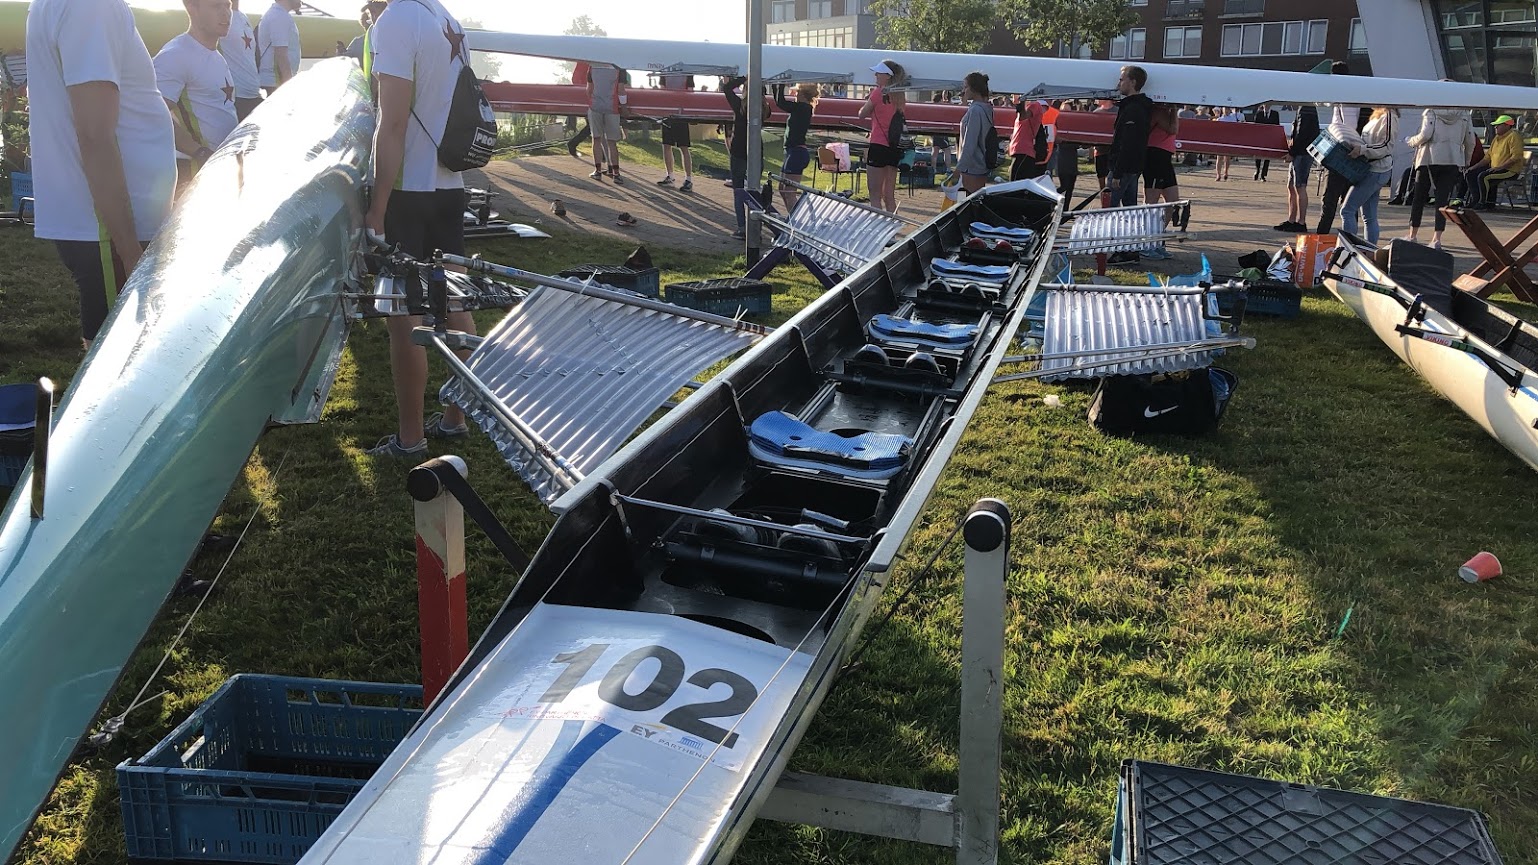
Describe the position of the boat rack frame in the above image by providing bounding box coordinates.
[410,456,1014,863]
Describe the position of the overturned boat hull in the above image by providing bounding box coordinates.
[0,58,371,860]
[1325,236,1538,473]
[301,181,1064,863]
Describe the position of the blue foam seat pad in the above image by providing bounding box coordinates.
[0,384,36,433]
[748,411,912,478]
[931,259,1011,279]
[969,222,1035,241]
[869,314,979,347]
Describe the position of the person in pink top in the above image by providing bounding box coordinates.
[1009,96,1047,181]
[1141,103,1181,260]
[858,59,907,213]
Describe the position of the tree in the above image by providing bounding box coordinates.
[556,16,608,83]
[1000,0,1137,58]
[459,17,505,82]
[868,0,999,55]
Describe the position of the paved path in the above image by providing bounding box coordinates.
[470,153,1538,285]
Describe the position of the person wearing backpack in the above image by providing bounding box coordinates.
[955,71,995,194]
[363,0,481,458]
[1107,65,1152,208]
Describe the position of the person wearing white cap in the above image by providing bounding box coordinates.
[858,59,907,213]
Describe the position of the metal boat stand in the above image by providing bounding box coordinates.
[755,498,1011,864]
[410,460,1013,862]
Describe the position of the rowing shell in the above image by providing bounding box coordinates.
[0,58,371,862]
[299,181,1065,864]
[466,32,1538,112]
[481,82,1289,158]
[1324,237,1538,473]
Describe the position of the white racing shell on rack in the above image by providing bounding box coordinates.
[300,605,811,864]
[464,32,1538,111]
[1325,243,1538,473]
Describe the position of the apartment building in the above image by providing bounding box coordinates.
[987,0,1371,74]
[765,0,879,50]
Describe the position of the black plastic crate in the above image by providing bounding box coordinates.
[1112,760,1504,865]
[556,263,661,298]
[118,675,422,863]
[666,278,773,317]
[1213,276,1303,319]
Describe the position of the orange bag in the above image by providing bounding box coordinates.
[1292,234,1338,287]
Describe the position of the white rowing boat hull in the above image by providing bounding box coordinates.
[1326,243,1538,473]
[299,606,816,864]
[465,32,1538,112]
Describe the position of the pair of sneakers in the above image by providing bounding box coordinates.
[365,411,469,458]
[656,175,695,192]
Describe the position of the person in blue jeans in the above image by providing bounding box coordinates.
[1341,106,1397,243]
[1106,65,1152,209]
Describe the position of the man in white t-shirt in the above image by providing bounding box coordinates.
[219,0,261,119]
[156,0,238,186]
[363,0,477,458]
[26,0,177,345]
[256,0,301,93]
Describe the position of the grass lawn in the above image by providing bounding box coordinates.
[4,219,1538,865]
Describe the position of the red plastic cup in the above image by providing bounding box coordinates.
[1459,551,1502,583]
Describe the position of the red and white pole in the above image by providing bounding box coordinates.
[411,455,469,704]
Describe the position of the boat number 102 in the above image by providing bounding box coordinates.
[538,644,758,749]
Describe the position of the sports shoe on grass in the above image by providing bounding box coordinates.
[366,434,427,458]
[424,411,469,439]
[657,176,674,186]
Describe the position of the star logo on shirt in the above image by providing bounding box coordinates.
[242,33,252,49]
[223,80,234,102]
[443,22,464,61]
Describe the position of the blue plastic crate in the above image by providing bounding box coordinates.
[1308,130,1372,186]
[557,263,661,298]
[118,675,422,864]
[1213,276,1303,319]
[8,170,32,216]
[666,278,774,317]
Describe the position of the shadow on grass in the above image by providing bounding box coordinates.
[1126,293,1538,860]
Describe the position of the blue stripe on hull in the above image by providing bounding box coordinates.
[470,722,621,864]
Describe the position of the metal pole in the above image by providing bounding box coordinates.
[746,0,765,265]
[407,456,470,705]
[957,498,1009,865]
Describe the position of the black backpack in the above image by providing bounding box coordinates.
[984,118,1001,171]
[401,0,497,172]
[1034,123,1049,162]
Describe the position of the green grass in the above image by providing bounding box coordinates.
[5,222,1538,865]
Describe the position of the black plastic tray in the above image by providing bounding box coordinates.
[1114,760,1504,865]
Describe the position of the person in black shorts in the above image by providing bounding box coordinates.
[774,81,818,211]
[656,71,694,190]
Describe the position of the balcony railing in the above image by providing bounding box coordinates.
[1222,0,1264,15]
[1166,1,1206,20]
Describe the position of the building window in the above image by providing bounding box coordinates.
[808,0,832,18]
[1166,1,1205,18]
[1489,0,1537,25]
[1057,39,1093,58]
[1307,19,1328,53]
[1220,19,1328,56]
[1223,0,1264,14]
[771,0,794,23]
[1109,28,1147,59]
[1130,0,1147,5]
[1349,18,1368,53]
[1164,25,1203,57]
